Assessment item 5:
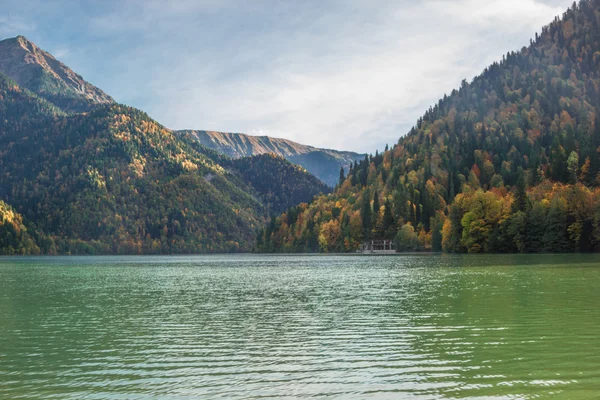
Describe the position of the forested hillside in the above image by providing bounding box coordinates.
[230,154,331,214]
[0,70,327,254]
[259,0,600,253]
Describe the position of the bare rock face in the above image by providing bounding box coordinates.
[181,130,359,159]
[0,36,113,113]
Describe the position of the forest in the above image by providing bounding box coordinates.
[258,0,600,253]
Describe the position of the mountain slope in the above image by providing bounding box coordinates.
[230,154,331,214]
[259,0,600,254]
[0,75,259,253]
[0,36,113,113]
[180,130,364,186]
[0,70,328,254]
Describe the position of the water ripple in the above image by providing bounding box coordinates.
[0,254,599,399]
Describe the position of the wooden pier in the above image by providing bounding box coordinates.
[359,240,396,254]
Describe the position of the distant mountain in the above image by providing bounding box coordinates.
[179,130,364,187]
[259,0,600,254]
[0,35,113,113]
[230,154,331,214]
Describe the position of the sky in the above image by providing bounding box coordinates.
[0,0,574,153]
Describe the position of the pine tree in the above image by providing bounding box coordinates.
[543,198,571,252]
[351,167,359,186]
[382,199,395,239]
[339,166,345,186]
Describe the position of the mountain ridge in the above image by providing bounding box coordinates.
[179,129,365,186]
[180,129,360,158]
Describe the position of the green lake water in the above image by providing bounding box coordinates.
[0,254,599,399]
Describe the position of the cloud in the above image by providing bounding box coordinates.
[0,0,574,152]
[109,0,568,152]
[425,0,563,24]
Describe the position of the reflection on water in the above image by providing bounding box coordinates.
[0,254,599,399]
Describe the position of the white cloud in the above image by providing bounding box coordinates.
[113,0,569,152]
[425,0,562,24]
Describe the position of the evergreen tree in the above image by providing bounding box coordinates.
[382,199,395,239]
[543,198,571,252]
[338,166,345,186]
[351,168,359,186]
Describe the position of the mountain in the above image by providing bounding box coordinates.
[179,130,364,187]
[0,35,113,113]
[0,57,328,254]
[259,0,600,254]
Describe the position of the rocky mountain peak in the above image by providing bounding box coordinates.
[0,35,114,112]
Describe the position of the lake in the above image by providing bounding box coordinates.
[0,254,599,399]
